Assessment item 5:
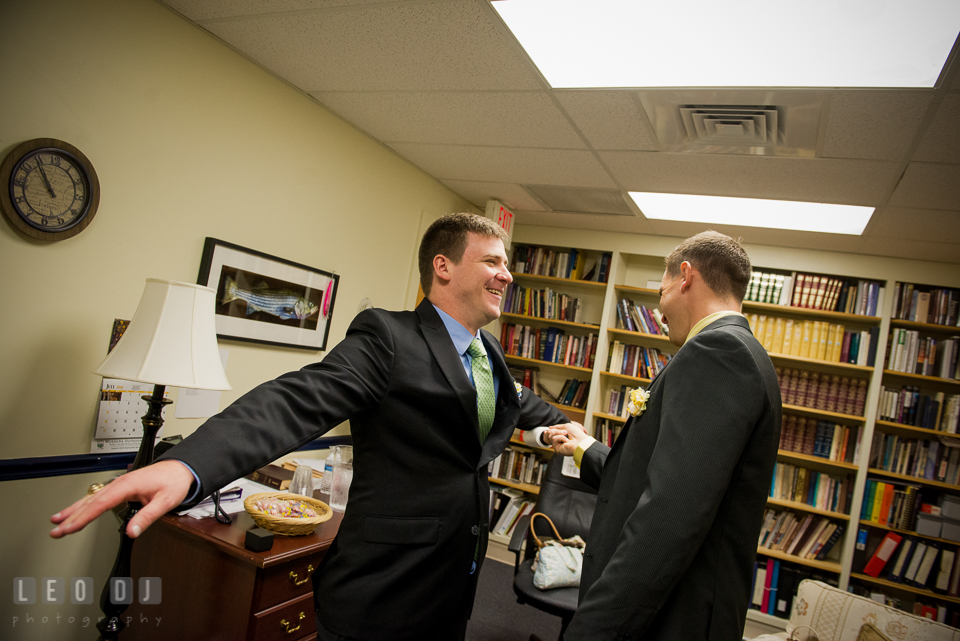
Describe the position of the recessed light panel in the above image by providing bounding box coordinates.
[628,192,875,235]
[492,1,960,88]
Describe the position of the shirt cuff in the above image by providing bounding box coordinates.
[169,459,202,507]
[573,436,597,468]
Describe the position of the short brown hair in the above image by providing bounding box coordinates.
[664,231,751,302]
[418,213,509,296]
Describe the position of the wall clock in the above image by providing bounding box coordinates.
[0,138,100,241]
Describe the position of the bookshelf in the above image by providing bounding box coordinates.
[493,238,960,626]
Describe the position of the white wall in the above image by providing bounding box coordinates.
[1,1,473,637]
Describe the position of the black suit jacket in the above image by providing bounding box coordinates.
[160,299,566,639]
[566,315,781,640]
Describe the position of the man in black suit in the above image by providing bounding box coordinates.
[547,231,781,640]
[51,213,569,640]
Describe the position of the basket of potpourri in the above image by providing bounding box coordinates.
[244,492,332,536]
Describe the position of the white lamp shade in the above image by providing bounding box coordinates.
[95,279,232,391]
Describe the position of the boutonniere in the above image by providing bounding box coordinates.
[627,388,651,417]
[515,381,524,399]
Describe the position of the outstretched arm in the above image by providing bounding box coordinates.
[50,459,194,539]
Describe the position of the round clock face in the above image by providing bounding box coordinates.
[1,139,100,241]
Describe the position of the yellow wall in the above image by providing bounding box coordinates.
[1,2,471,636]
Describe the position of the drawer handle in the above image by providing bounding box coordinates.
[289,564,315,586]
[280,612,305,634]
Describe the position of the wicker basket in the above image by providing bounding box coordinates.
[244,492,332,536]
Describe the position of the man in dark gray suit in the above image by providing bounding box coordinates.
[51,213,569,640]
[548,231,781,640]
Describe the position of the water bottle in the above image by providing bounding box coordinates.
[318,451,336,493]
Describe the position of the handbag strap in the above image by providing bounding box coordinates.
[529,512,562,549]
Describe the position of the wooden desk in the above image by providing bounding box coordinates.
[125,497,342,641]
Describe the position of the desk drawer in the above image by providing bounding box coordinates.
[251,591,315,641]
[256,553,325,611]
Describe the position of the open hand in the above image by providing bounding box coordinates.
[50,459,194,539]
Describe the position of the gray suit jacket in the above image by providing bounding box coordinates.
[567,315,781,640]
[160,299,567,639]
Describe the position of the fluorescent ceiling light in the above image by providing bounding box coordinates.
[492,1,960,88]
[628,192,874,235]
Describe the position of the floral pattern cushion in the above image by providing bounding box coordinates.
[785,580,960,641]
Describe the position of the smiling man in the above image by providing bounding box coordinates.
[51,213,572,641]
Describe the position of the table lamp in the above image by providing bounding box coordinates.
[92,278,231,640]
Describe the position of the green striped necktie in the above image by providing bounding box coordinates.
[468,338,495,442]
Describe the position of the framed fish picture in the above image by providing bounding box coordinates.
[197,238,339,351]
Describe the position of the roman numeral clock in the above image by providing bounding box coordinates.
[1,138,100,241]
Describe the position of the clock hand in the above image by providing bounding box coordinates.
[36,157,57,198]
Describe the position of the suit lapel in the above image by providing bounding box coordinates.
[416,300,479,432]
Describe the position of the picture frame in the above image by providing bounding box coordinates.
[197,237,339,351]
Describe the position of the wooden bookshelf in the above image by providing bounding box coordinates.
[890,318,960,336]
[606,327,672,345]
[781,403,866,424]
[776,450,859,473]
[489,476,540,495]
[504,354,592,374]
[743,300,882,325]
[882,370,960,387]
[767,498,851,521]
[868,468,960,492]
[593,411,627,423]
[500,312,600,331]
[600,370,652,386]
[859,519,960,547]
[874,419,960,441]
[510,271,607,291]
[757,547,842,573]
[851,573,960,605]
[769,352,876,373]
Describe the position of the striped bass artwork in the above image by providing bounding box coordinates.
[222,277,320,320]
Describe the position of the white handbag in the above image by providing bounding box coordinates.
[528,512,586,590]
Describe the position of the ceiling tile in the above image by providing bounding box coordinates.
[388,143,617,188]
[160,0,386,21]
[913,92,960,163]
[599,152,901,206]
[867,206,960,240]
[554,91,659,151]
[511,210,652,234]
[888,162,960,210]
[201,1,542,91]
[821,91,932,160]
[440,180,547,212]
[314,91,585,148]
[858,236,960,264]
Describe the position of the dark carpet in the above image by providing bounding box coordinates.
[466,558,563,641]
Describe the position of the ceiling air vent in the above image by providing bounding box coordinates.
[524,185,635,217]
[679,105,780,147]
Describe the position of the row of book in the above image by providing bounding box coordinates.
[758,508,845,561]
[615,299,667,336]
[748,315,878,366]
[603,384,640,418]
[593,417,623,447]
[606,341,671,380]
[848,580,960,627]
[488,488,534,537]
[877,385,960,433]
[510,245,612,283]
[779,414,862,464]
[893,283,960,327]
[745,270,791,305]
[502,283,586,324]
[749,559,837,620]
[859,530,959,596]
[860,480,921,530]
[886,329,960,380]
[489,446,548,488]
[777,368,868,417]
[499,323,597,369]
[869,432,960,485]
[769,462,853,515]
[554,378,590,409]
[789,273,884,317]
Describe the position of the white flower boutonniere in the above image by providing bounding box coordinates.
[515,381,524,399]
[626,388,651,417]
